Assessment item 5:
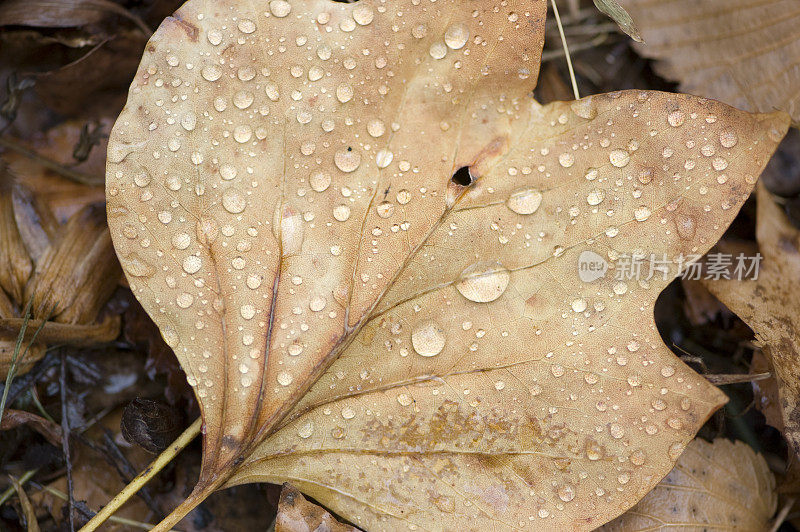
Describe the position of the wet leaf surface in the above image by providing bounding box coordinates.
[106,0,789,528]
[601,438,777,531]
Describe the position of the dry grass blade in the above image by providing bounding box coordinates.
[8,475,40,532]
[0,297,46,425]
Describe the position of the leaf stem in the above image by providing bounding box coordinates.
[550,0,581,100]
[78,417,202,532]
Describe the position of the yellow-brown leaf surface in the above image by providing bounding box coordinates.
[618,0,800,124]
[105,0,790,528]
[704,186,800,465]
[601,438,777,531]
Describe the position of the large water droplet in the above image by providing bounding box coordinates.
[609,149,631,168]
[269,0,291,17]
[222,188,246,213]
[411,320,446,357]
[507,188,542,215]
[456,261,510,303]
[444,23,469,50]
[334,148,361,173]
[352,4,374,25]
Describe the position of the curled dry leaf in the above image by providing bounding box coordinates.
[276,483,359,532]
[0,165,121,378]
[0,408,63,447]
[703,185,800,464]
[601,438,777,531]
[106,0,789,528]
[618,0,800,124]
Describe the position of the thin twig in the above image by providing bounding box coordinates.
[79,417,202,532]
[542,34,609,62]
[60,352,74,532]
[550,0,580,100]
[769,497,795,532]
[0,136,102,186]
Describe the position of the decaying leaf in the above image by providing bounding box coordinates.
[106,0,789,528]
[601,438,777,531]
[703,185,800,464]
[618,0,800,124]
[0,0,149,34]
[0,408,63,447]
[276,483,359,532]
[0,165,121,378]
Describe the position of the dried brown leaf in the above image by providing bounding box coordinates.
[106,0,789,529]
[601,438,777,531]
[276,483,359,532]
[28,203,121,324]
[703,185,800,464]
[0,408,63,447]
[618,0,800,124]
[0,173,33,306]
[3,119,109,221]
[0,0,149,34]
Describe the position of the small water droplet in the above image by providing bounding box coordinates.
[558,152,575,168]
[609,149,630,168]
[367,119,386,137]
[667,110,685,127]
[277,371,293,386]
[634,206,651,221]
[297,421,314,438]
[376,149,393,168]
[429,42,447,60]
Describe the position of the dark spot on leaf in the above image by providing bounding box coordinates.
[451,166,473,187]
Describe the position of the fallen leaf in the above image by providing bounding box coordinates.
[0,408,63,447]
[105,0,789,528]
[601,438,777,531]
[618,0,800,124]
[0,0,149,34]
[703,185,800,465]
[276,483,359,532]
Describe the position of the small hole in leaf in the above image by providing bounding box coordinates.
[451,166,473,187]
